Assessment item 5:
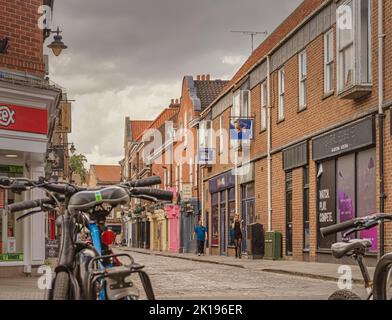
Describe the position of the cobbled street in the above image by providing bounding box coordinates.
[0,251,367,300]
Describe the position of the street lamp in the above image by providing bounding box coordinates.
[69,142,76,155]
[47,27,68,57]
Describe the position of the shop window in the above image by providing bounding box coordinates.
[220,191,227,253]
[303,166,310,251]
[228,188,236,247]
[317,148,377,251]
[286,171,293,256]
[336,0,372,99]
[357,149,377,252]
[211,193,219,247]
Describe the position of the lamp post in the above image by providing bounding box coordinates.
[47,27,68,57]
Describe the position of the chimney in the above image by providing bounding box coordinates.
[175,99,179,104]
[206,74,211,80]
[196,75,201,80]
[201,75,206,81]
[171,99,174,104]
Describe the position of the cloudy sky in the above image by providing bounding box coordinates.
[47,0,302,165]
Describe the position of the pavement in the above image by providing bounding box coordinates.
[119,247,375,284]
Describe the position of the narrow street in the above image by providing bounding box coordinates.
[0,251,367,300]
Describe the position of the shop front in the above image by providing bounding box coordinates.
[0,82,60,274]
[179,198,198,254]
[313,116,378,264]
[208,171,235,256]
[166,204,180,253]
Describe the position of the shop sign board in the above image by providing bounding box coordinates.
[0,104,48,135]
[313,117,375,161]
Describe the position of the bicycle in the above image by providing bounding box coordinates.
[0,176,173,300]
[320,213,392,300]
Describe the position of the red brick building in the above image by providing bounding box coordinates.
[0,0,67,273]
[200,0,392,264]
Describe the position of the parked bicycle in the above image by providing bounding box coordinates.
[320,213,392,300]
[0,176,173,300]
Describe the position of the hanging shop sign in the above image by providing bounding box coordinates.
[181,183,193,201]
[229,118,254,140]
[56,102,72,133]
[0,104,48,135]
[7,237,16,254]
[48,146,65,171]
[0,253,23,262]
[312,117,375,161]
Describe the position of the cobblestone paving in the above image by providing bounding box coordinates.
[0,251,367,300]
[123,251,366,300]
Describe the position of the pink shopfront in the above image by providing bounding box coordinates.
[165,204,180,253]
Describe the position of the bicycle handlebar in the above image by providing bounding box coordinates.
[8,197,57,213]
[320,213,392,238]
[124,176,162,188]
[130,188,173,202]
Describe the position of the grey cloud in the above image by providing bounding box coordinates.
[49,0,302,164]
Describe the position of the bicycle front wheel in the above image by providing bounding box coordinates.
[328,290,361,300]
[52,271,71,300]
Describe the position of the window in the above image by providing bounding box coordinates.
[303,166,310,251]
[337,0,372,94]
[199,120,213,164]
[278,68,285,121]
[184,112,188,148]
[228,188,236,247]
[324,30,334,93]
[285,171,293,256]
[260,81,267,131]
[211,193,219,247]
[298,51,307,110]
[163,170,167,189]
[189,158,193,186]
[175,165,179,190]
[219,115,224,154]
[179,163,183,192]
[194,157,198,187]
[231,90,250,118]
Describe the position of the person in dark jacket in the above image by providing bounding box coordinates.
[232,214,243,259]
[194,220,208,256]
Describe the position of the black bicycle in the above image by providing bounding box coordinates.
[0,176,172,300]
[320,213,392,300]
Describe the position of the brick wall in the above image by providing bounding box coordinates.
[0,0,46,76]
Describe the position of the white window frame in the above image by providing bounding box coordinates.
[260,81,267,131]
[184,111,188,149]
[278,67,285,121]
[298,51,307,110]
[324,29,335,94]
[219,114,224,154]
[189,158,193,186]
[336,0,372,93]
[179,163,183,192]
[194,157,198,187]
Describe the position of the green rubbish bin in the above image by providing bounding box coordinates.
[264,231,282,260]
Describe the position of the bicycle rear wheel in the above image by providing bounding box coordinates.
[328,290,361,300]
[52,271,71,300]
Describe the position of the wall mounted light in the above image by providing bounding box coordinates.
[47,27,67,56]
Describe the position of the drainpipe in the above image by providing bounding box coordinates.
[267,55,272,232]
[378,0,386,257]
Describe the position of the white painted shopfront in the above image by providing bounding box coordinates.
[0,76,61,274]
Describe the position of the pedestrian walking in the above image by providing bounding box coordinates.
[232,214,243,259]
[194,220,207,256]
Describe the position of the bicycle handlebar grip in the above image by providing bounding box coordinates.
[131,188,173,201]
[127,176,162,188]
[8,198,55,213]
[320,219,358,238]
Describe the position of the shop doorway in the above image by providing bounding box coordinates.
[285,171,293,256]
[219,191,226,255]
[241,183,255,254]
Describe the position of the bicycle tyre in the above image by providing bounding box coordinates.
[328,290,361,300]
[52,271,70,300]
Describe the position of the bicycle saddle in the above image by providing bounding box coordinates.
[68,186,129,213]
[331,239,372,259]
